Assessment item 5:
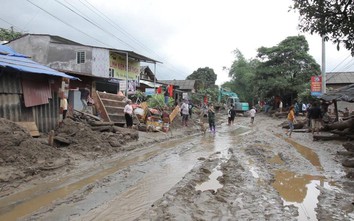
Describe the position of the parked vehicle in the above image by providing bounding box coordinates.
[218,88,249,113]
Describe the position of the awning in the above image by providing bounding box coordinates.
[140,79,163,88]
[0,45,80,80]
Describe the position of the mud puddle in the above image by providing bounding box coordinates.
[272,170,333,221]
[272,134,335,220]
[74,125,249,221]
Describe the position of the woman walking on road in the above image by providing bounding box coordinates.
[208,104,216,133]
[285,105,296,138]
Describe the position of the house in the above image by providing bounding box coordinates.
[159,79,196,102]
[326,72,354,90]
[137,66,166,96]
[6,34,159,124]
[0,45,78,133]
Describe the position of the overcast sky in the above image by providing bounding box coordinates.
[1,0,353,85]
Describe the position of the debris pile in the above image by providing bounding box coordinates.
[0,118,69,183]
[55,111,139,152]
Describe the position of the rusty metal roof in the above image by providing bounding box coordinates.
[320,84,354,102]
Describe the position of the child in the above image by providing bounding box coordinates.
[285,105,296,138]
[249,106,256,124]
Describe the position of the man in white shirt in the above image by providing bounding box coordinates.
[124,99,133,128]
[249,106,256,125]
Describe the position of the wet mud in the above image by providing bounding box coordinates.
[1,114,354,220]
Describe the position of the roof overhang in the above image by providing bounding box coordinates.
[0,45,80,80]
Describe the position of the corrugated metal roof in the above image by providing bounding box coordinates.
[0,45,80,80]
[159,80,196,90]
[326,72,354,84]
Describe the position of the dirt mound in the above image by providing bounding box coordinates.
[0,116,139,188]
[55,118,139,153]
[0,118,69,184]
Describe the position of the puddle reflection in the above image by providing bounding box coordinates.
[272,170,332,221]
[275,133,323,171]
[195,168,223,192]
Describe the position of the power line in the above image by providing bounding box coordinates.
[26,0,112,48]
[329,54,351,72]
[0,17,25,32]
[78,0,163,61]
[78,0,189,77]
[341,57,354,71]
[55,0,136,50]
[27,0,189,78]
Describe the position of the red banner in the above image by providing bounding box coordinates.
[311,76,322,96]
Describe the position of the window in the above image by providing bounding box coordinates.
[76,51,85,64]
[109,68,114,78]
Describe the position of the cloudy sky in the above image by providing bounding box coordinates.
[1,0,353,85]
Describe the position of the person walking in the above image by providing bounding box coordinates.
[180,99,189,127]
[279,101,283,112]
[308,102,322,135]
[228,104,236,125]
[208,103,216,133]
[249,106,256,125]
[188,100,194,119]
[124,99,133,128]
[285,105,296,138]
[79,86,90,111]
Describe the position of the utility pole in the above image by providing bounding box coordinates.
[321,36,326,94]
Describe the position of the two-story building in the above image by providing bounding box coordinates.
[6,34,160,124]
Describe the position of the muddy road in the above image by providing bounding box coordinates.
[1,114,354,220]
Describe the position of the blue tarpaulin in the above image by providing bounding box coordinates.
[0,45,80,80]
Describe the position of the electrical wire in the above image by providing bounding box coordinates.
[25,0,190,78]
[77,0,189,77]
[55,0,136,51]
[26,0,113,48]
[0,17,25,32]
[78,0,163,61]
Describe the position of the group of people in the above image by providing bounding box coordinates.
[285,101,323,138]
[180,99,216,133]
[181,100,258,134]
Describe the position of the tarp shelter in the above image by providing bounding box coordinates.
[0,45,80,80]
[319,84,354,103]
[319,84,354,122]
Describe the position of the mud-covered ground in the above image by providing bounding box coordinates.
[135,114,354,221]
[1,112,354,220]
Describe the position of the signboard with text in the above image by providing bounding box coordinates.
[311,76,322,97]
[109,52,140,80]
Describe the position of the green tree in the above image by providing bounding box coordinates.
[186,67,217,91]
[0,27,22,41]
[255,35,321,102]
[223,49,258,104]
[291,0,354,55]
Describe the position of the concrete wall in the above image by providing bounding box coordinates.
[47,43,93,75]
[92,48,109,77]
[7,35,50,64]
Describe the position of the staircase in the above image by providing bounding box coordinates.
[96,91,126,126]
